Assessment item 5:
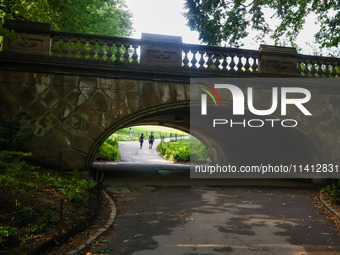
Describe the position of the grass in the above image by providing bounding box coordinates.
[110,125,188,141]
[157,138,210,163]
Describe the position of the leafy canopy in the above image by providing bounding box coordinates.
[0,0,133,37]
[184,0,340,49]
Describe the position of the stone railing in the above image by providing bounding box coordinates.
[2,20,340,77]
[50,31,260,73]
[50,31,141,64]
[297,54,340,77]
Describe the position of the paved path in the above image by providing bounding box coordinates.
[88,141,340,255]
[118,137,189,164]
[118,138,170,164]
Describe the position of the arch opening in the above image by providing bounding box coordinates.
[87,101,329,176]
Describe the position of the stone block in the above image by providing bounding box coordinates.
[100,112,116,129]
[91,91,110,112]
[66,114,85,131]
[40,87,60,109]
[258,45,298,76]
[35,75,52,95]
[140,33,182,67]
[86,123,104,140]
[17,87,37,106]
[32,111,58,136]
[0,85,21,116]
[78,101,98,121]
[26,98,48,122]
[3,20,51,56]
[61,149,87,171]
[71,132,94,153]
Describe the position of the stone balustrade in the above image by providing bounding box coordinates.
[1,20,340,77]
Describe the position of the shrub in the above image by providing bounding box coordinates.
[97,138,120,161]
[322,180,340,205]
[157,138,209,163]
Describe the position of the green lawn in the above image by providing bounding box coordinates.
[110,125,188,141]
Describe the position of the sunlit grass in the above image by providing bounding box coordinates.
[109,125,188,141]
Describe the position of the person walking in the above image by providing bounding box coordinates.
[129,128,133,141]
[148,132,155,149]
[139,133,145,149]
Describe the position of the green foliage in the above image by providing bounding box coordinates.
[24,209,59,234]
[0,0,133,38]
[0,226,26,254]
[110,125,188,141]
[190,138,211,163]
[0,114,32,151]
[98,138,120,161]
[184,0,340,50]
[157,138,209,163]
[0,150,96,204]
[322,180,340,205]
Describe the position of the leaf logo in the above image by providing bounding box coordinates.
[198,83,222,106]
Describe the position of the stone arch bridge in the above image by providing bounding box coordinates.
[0,20,339,171]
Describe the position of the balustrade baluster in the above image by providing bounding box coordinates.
[51,37,60,56]
[70,38,78,58]
[221,52,228,71]
[190,50,198,68]
[131,43,139,64]
[297,60,304,75]
[88,39,95,60]
[198,51,205,69]
[123,43,130,64]
[324,63,331,77]
[114,42,122,63]
[214,52,221,70]
[183,48,189,68]
[97,40,105,61]
[236,54,244,72]
[317,62,324,76]
[79,39,87,59]
[106,41,113,62]
[303,60,310,76]
[244,54,251,72]
[62,37,69,57]
[310,61,317,76]
[206,51,213,70]
[229,53,236,72]
[330,62,337,77]
[252,55,258,72]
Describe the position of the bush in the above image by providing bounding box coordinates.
[157,138,209,163]
[97,138,120,161]
[323,180,340,205]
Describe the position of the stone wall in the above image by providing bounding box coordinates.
[0,69,339,170]
[0,70,190,170]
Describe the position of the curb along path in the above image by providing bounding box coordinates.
[66,191,117,255]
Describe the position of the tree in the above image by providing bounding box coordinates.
[0,0,133,37]
[184,0,339,49]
